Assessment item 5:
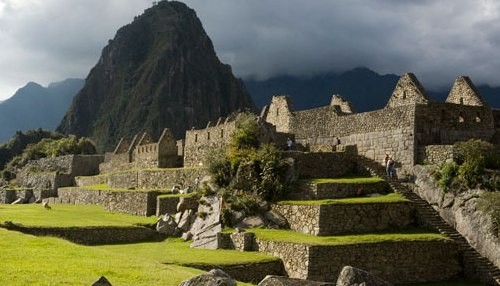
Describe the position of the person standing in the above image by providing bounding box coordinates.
[386,157,395,178]
[286,137,293,150]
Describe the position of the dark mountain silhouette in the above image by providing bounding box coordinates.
[0,79,84,144]
[57,1,255,152]
[245,67,500,112]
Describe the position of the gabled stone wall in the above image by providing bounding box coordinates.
[183,117,237,167]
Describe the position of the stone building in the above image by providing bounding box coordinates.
[100,128,180,173]
[261,73,500,175]
[99,73,499,176]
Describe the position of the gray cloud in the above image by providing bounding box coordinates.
[1,0,500,100]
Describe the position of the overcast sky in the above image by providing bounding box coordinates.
[1,0,500,101]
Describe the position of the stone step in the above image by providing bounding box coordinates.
[288,179,389,200]
[273,200,415,236]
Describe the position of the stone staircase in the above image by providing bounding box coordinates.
[258,163,467,284]
[358,156,500,286]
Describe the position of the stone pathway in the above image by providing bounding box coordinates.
[358,156,500,286]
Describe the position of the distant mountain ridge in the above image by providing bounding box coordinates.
[245,67,500,112]
[57,1,255,152]
[0,78,84,144]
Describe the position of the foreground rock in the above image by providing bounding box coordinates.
[179,269,236,286]
[92,275,112,286]
[190,196,222,249]
[336,266,392,286]
[258,275,334,285]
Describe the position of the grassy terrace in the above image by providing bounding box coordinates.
[279,192,409,205]
[97,238,279,266]
[0,228,256,286]
[60,183,174,193]
[249,228,450,246]
[307,176,385,184]
[0,204,157,227]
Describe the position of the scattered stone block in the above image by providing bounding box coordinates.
[236,215,266,229]
[258,275,334,286]
[92,275,112,286]
[179,269,236,286]
[264,210,288,228]
[156,214,177,236]
[336,266,392,286]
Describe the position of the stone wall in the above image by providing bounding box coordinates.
[99,153,130,173]
[290,181,389,200]
[183,118,237,167]
[0,188,35,203]
[414,103,495,147]
[286,148,358,179]
[192,260,285,284]
[16,172,70,198]
[255,239,310,279]
[20,155,104,176]
[272,202,416,236]
[75,175,108,187]
[307,241,461,284]
[263,98,418,172]
[106,167,208,190]
[0,224,158,245]
[156,194,198,216]
[419,145,454,165]
[254,237,461,284]
[57,188,160,216]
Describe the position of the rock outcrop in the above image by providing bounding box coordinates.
[57,1,255,152]
[412,165,500,269]
[179,269,236,286]
[335,266,392,286]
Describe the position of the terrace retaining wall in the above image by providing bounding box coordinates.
[272,202,416,235]
[57,188,161,216]
[255,238,461,284]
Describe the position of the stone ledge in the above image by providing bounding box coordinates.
[183,260,285,284]
[0,223,159,245]
[273,202,416,235]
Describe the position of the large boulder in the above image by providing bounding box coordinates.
[179,269,236,286]
[92,276,112,286]
[336,266,392,286]
[190,196,222,249]
[156,214,178,236]
[176,209,196,232]
[258,275,334,286]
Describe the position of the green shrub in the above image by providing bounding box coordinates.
[436,161,459,192]
[458,158,485,189]
[478,192,500,236]
[454,139,494,166]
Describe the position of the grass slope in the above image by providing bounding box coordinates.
[98,237,279,266]
[279,193,409,205]
[251,228,449,246]
[0,204,157,227]
[0,228,202,285]
[308,176,385,184]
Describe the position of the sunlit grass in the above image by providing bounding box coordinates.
[250,228,449,246]
[0,228,202,286]
[0,204,157,227]
[98,237,279,266]
[308,176,385,184]
[278,193,409,205]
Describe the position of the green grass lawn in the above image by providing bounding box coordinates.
[97,237,279,266]
[279,192,409,205]
[0,204,157,227]
[250,228,450,246]
[308,176,385,184]
[0,228,203,286]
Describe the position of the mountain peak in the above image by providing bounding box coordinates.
[57,0,255,152]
